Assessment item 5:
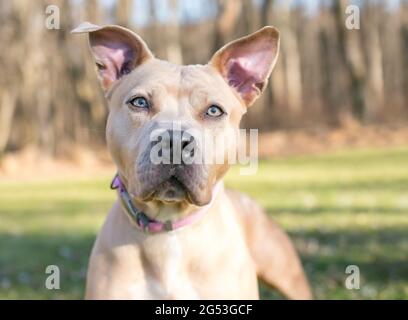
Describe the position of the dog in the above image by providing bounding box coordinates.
[72,22,311,299]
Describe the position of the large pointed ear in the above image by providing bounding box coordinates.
[71,22,154,92]
[209,26,280,107]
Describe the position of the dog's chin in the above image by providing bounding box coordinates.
[153,177,188,203]
[139,177,211,207]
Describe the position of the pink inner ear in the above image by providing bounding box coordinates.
[92,37,136,90]
[225,45,275,102]
[227,58,261,95]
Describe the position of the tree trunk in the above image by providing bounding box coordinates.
[116,0,133,27]
[213,0,242,51]
[364,3,384,121]
[280,0,303,116]
[334,0,366,120]
[166,0,183,64]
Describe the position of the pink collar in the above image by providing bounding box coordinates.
[111,174,221,233]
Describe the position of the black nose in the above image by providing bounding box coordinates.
[154,129,196,164]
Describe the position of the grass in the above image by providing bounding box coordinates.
[1,147,408,299]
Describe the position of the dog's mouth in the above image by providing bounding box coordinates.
[152,176,188,203]
[138,173,211,206]
[135,160,212,207]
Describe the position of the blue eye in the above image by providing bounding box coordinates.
[206,105,224,118]
[127,97,149,110]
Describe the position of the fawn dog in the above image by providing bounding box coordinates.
[72,22,311,299]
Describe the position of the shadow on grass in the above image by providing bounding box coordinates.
[266,206,408,215]
[0,232,95,299]
[0,199,112,217]
[286,227,408,299]
[0,226,406,299]
[238,177,408,193]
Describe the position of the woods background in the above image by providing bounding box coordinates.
[0,0,407,157]
[1,1,408,300]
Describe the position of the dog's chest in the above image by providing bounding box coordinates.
[137,218,257,299]
[140,234,200,299]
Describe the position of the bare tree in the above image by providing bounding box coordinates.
[364,2,384,121]
[213,0,242,51]
[334,0,366,120]
[116,0,133,27]
[280,0,303,115]
[166,0,183,64]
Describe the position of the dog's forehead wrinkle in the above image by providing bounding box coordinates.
[180,65,216,87]
[178,65,223,106]
[131,59,182,99]
[129,59,181,84]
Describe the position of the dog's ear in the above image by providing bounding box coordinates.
[209,26,280,107]
[72,22,153,91]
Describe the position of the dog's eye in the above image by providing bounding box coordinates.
[206,105,224,118]
[127,97,149,110]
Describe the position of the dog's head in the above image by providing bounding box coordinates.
[73,22,279,215]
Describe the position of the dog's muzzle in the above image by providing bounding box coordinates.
[136,129,210,205]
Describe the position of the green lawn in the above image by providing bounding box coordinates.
[1,148,408,299]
